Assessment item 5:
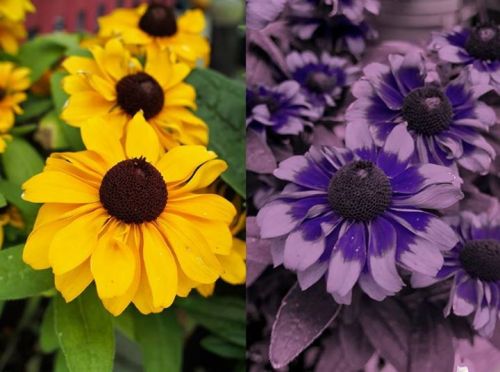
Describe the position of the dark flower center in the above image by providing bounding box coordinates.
[464,24,500,61]
[139,3,177,37]
[116,72,164,120]
[0,88,6,101]
[402,86,452,136]
[327,160,392,222]
[305,71,336,93]
[100,157,167,224]
[459,239,500,282]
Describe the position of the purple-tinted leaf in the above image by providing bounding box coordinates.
[247,217,273,264]
[339,322,374,370]
[489,323,500,351]
[359,298,411,371]
[316,331,353,372]
[246,129,277,174]
[269,281,341,368]
[247,261,268,287]
[408,303,454,372]
[250,29,289,77]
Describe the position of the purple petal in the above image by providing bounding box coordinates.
[284,223,325,271]
[389,51,425,94]
[398,236,444,276]
[391,163,461,195]
[453,278,476,316]
[438,45,470,63]
[247,217,273,264]
[377,124,414,177]
[257,200,301,238]
[359,271,394,301]
[363,63,404,110]
[345,121,376,161]
[297,261,328,290]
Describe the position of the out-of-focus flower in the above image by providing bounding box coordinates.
[0,19,26,54]
[430,24,500,95]
[247,81,315,135]
[247,0,287,30]
[22,113,236,316]
[61,39,207,149]
[0,61,30,152]
[0,205,24,248]
[0,0,34,22]
[98,4,210,66]
[257,123,463,304]
[347,52,497,174]
[414,203,500,336]
[286,51,359,116]
[328,0,380,22]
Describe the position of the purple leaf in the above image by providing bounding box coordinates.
[247,261,268,287]
[408,303,454,372]
[246,129,277,174]
[339,322,374,370]
[247,217,273,264]
[359,298,411,371]
[269,281,341,368]
[489,323,500,351]
[316,331,353,372]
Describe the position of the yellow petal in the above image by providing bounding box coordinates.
[196,283,215,297]
[91,227,136,299]
[172,159,227,194]
[34,203,101,229]
[61,92,114,126]
[55,260,93,302]
[167,193,236,224]
[142,224,177,309]
[89,74,117,101]
[187,219,233,255]
[176,266,195,297]
[158,213,221,283]
[62,56,100,75]
[177,9,206,34]
[155,145,217,184]
[219,249,246,285]
[133,261,163,314]
[22,171,99,204]
[49,209,107,275]
[164,83,196,108]
[125,111,160,162]
[81,117,125,166]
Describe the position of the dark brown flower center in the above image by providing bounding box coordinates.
[0,88,6,101]
[100,157,167,224]
[139,4,177,37]
[305,72,336,93]
[116,72,164,120]
[465,24,500,61]
[459,239,500,282]
[402,86,452,136]
[327,160,392,222]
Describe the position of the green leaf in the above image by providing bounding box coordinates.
[16,95,53,123]
[50,71,68,114]
[186,68,245,197]
[201,336,245,359]
[40,300,59,353]
[55,287,115,372]
[114,307,136,341]
[0,179,39,228]
[18,33,81,82]
[0,245,53,300]
[55,351,70,372]
[2,137,44,186]
[134,311,182,372]
[177,296,245,347]
[0,192,6,208]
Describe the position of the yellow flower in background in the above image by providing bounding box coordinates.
[22,112,237,316]
[0,19,26,54]
[0,62,29,152]
[61,39,208,149]
[0,205,24,247]
[0,0,34,22]
[98,4,210,67]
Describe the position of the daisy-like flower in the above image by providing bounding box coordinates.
[0,61,29,152]
[61,39,207,149]
[21,112,237,316]
[98,3,210,67]
[286,51,359,116]
[0,0,34,22]
[257,122,463,304]
[413,204,500,337]
[346,52,497,174]
[430,23,500,94]
[0,19,26,54]
[247,81,315,135]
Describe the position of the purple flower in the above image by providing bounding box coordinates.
[247,0,287,30]
[247,81,315,135]
[331,0,380,22]
[286,51,359,115]
[257,122,463,304]
[347,52,497,174]
[430,24,500,94]
[414,204,500,337]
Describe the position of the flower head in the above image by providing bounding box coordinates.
[22,113,236,316]
[61,39,207,149]
[0,18,27,54]
[414,204,500,337]
[98,4,210,66]
[430,24,500,94]
[247,81,315,135]
[257,123,463,304]
[0,61,30,151]
[286,51,359,115]
[347,52,497,174]
[0,0,34,22]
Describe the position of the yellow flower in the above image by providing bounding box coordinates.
[0,0,34,21]
[61,39,207,149]
[22,112,236,316]
[0,18,26,54]
[0,205,24,247]
[98,4,210,66]
[0,62,29,152]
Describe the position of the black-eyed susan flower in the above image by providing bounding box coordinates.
[0,0,34,22]
[0,18,26,54]
[98,3,210,66]
[61,38,207,149]
[21,112,237,316]
[0,62,30,152]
